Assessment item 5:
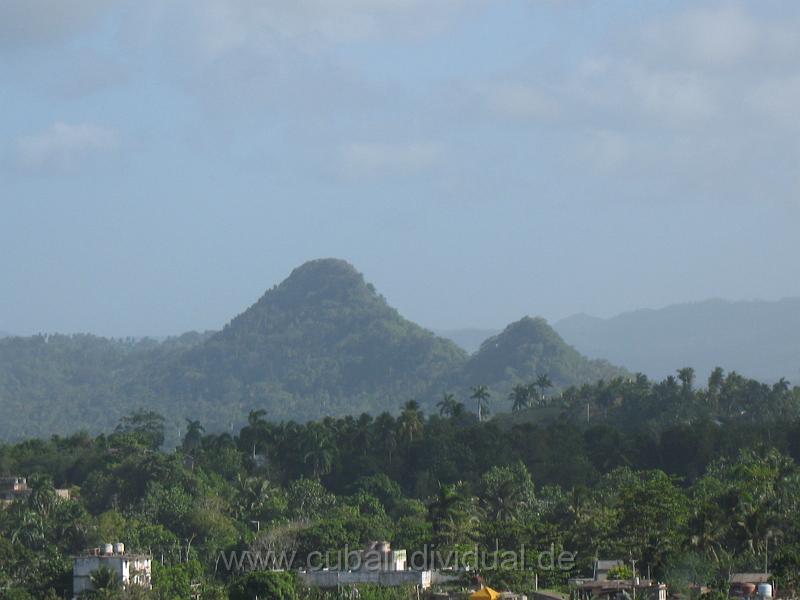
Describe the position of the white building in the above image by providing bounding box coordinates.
[72,543,151,598]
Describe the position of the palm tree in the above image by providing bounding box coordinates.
[708,367,725,395]
[248,409,267,428]
[483,478,524,522]
[470,385,491,422]
[450,401,467,419]
[428,483,479,551]
[89,566,121,599]
[509,384,531,412]
[534,374,553,405]
[774,377,791,393]
[398,400,424,443]
[182,418,205,452]
[427,484,464,540]
[437,393,459,417]
[677,367,695,393]
[302,424,337,478]
[11,510,45,548]
[373,413,398,464]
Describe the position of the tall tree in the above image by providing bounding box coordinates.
[678,367,696,393]
[437,393,459,417]
[182,419,205,453]
[535,374,553,405]
[398,400,424,443]
[470,385,491,422]
[509,384,532,412]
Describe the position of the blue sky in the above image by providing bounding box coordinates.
[2,0,800,336]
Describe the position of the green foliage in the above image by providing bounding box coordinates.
[2,352,800,596]
[0,260,638,443]
[606,564,633,580]
[228,570,298,600]
[152,560,204,600]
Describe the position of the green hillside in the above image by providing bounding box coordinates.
[461,316,629,408]
[152,258,468,421]
[0,259,629,441]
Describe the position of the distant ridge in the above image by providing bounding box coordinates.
[555,298,800,383]
[0,258,628,441]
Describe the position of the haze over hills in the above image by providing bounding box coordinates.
[433,328,500,354]
[150,259,468,422]
[0,258,623,442]
[555,298,800,384]
[461,317,627,396]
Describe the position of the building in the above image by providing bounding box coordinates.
[572,579,667,600]
[298,540,432,589]
[72,543,152,598]
[594,560,624,582]
[569,560,666,600]
[729,573,773,598]
[1,475,71,506]
[0,476,29,501]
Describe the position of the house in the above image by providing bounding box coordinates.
[0,475,71,505]
[298,541,431,589]
[572,579,667,600]
[72,543,152,598]
[571,562,666,600]
[0,476,29,500]
[594,560,624,581]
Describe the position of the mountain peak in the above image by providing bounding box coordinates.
[259,258,376,310]
[174,258,466,418]
[285,258,362,284]
[465,315,627,389]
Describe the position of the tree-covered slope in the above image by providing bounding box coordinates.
[461,316,629,407]
[154,258,468,420]
[0,259,630,441]
[0,332,210,440]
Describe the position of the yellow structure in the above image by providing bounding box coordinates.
[471,587,501,600]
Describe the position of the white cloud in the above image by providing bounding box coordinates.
[485,83,561,120]
[338,141,443,180]
[625,67,717,123]
[580,130,631,174]
[643,5,759,68]
[154,0,484,59]
[16,123,120,172]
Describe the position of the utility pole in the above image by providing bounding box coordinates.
[631,558,638,600]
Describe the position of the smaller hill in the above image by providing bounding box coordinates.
[460,316,628,410]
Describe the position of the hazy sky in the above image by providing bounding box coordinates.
[2,1,800,337]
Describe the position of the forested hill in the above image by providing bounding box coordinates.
[0,258,627,441]
[461,317,628,399]
[150,258,468,421]
[555,297,800,384]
